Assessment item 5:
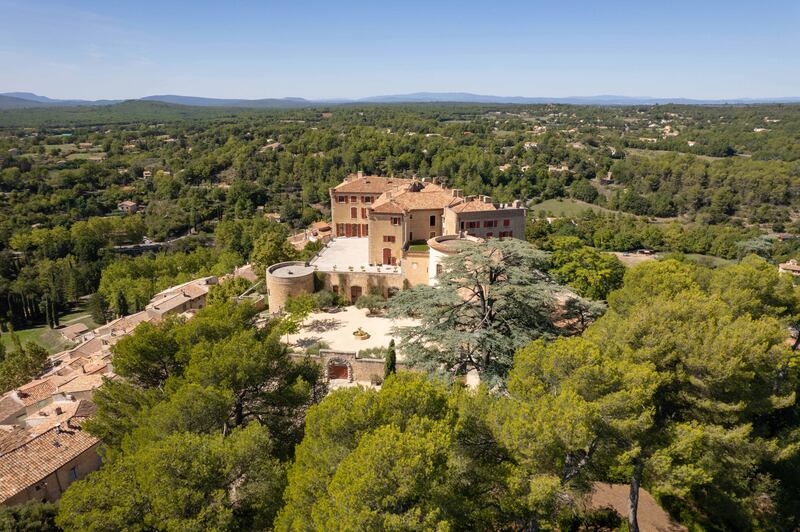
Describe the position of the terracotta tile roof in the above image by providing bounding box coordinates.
[779,259,800,273]
[449,199,497,213]
[333,175,413,194]
[0,394,25,423]
[0,427,30,454]
[372,181,460,214]
[59,323,89,341]
[70,337,106,358]
[16,379,57,407]
[0,408,98,503]
[57,374,104,395]
[68,357,89,370]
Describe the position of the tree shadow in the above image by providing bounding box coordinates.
[307,318,343,333]
[295,336,323,348]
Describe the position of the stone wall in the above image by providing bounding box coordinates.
[319,270,404,302]
[401,250,430,287]
[290,349,409,384]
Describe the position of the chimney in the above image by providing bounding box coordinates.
[451,189,463,198]
[55,406,63,415]
[512,199,522,208]
[481,195,493,204]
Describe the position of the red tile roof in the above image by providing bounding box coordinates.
[371,181,460,214]
[0,404,98,503]
[332,175,413,194]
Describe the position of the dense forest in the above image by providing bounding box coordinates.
[2,102,800,530]
[2,101,800,343]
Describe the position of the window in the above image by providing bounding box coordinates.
[363,196,372,203]
[429,215,436,226]
[383,235,396,243]
[332,285,339,294]
[350,196,358,203]
[429,231,435,238]
[436,264,444,275]
[362,224,369,236]
[336,223,345,236]
[486,232,493,237]
[391,217,400,226]
[350,207,357,219]
[337,195,347,203]
[460,221,465,230]
[361,208,367,218]
[467,221,478,229]
[68,467,78,482]
[503,219,510,227]
[483,220,497,228]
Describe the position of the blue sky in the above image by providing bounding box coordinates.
[1,0,798,100]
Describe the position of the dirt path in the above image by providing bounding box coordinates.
[588,483,685,532]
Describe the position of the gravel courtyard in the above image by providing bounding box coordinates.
[285,305,419,355]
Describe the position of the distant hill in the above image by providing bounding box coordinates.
[0,100,266,127]
[1,92,121,108]
[4,91,800,111]
[0,94,57,109]
[357,92,800,105]
[140,95,311,108]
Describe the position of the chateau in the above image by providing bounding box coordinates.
[266,173,526,310]
[330,172,525,266]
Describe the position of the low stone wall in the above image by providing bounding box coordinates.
[318,271,404,302]
[289,349,407,384]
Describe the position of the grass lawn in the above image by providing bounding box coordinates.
[529,198,617,217]
[626,147,725,162]
[66,152,106,161]
[1,303,100,354]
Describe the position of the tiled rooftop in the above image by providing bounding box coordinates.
[0,409,97,502]
[332,175,413,194]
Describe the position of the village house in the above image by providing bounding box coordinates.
[287,221,333,251]
[144,276,217,321]
[778,259,800,276]
[0,400,100,506]
[58,323,90,343]
[117,200,139,214]
[0,273,227,506]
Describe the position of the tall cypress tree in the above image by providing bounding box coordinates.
[384,339,396,378]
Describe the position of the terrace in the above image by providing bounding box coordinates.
[309,238,402,275]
